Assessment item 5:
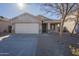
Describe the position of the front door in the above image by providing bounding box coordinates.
[42,23,47,33]
[8,25,12,33]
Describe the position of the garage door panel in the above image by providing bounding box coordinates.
[15,23,39,34]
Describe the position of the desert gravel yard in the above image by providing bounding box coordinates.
[0,33,79,56]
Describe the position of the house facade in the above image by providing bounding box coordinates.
[11,13,60,34]
[63,15,79,34]
[0,16,11,33]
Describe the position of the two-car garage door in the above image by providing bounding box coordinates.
[15,23,39,34]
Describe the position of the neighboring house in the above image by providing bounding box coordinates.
[63,14,79,34]
[11,13,61,34]
[0,16,11,33]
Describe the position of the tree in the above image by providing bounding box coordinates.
[41,3,77,36]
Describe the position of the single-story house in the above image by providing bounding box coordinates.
[11,13,61,34]
[0,16,11,33]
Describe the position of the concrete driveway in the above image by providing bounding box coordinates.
[0,33,79,56]
[0,34,38,56]
[36,33,79,56]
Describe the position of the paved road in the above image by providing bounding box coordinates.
[0,33,79,56]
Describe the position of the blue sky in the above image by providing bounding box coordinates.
[0,3,59,20]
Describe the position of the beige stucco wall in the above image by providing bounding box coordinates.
[64,20,76,33]
[63,14,77,34]
[12,13,41,23]
[0,20,11,33]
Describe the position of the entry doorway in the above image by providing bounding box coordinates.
[42,23,47,33]
[8,25,12,33]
